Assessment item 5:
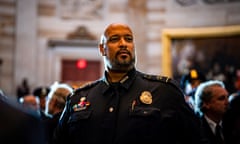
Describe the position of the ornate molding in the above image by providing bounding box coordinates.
[67,26,96,40]
[48,39,98,47]
[176,0,240,6]
[58,0,104,20]
[203,0,240,4]
[48,25,98,47]
[175,0,197,6]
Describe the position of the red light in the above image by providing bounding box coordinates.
[76,59,87,69]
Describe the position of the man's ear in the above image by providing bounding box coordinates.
[99,44,106,56]
[203,102,210,110]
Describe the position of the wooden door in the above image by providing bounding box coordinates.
[61,59,101,88]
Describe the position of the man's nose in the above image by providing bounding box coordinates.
[119,37,127,44]
[119,38,127,48]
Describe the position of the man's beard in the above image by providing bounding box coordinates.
[107,56,135,73]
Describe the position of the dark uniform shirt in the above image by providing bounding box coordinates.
[53,68,203,144]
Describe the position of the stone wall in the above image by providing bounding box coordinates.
[0,0,15,96]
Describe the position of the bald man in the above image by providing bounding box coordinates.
[53,23,204,144]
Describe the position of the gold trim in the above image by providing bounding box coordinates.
[161,25,240,77]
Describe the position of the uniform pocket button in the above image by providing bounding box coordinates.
[109,107,114,112]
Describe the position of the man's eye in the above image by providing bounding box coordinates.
[125,36,133,42]
[218,95,227,101]
[108,36,120,42]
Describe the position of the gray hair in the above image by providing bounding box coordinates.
[47,82,73,109]
[194,80,225,116]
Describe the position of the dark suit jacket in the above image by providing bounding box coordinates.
[44,112,62,144]
[222,93,240,144]
[200,116,224,144]
[0,97,45,144]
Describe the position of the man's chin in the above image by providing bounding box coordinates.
[118,57,132,63]
[110,64,134,73]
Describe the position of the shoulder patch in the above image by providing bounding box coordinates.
[142,74,171,83]
[142,74,184,94]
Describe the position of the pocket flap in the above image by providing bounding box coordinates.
[130,106,160,117]
[68,110,92,123]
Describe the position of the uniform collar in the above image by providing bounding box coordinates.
[102,68,137,93]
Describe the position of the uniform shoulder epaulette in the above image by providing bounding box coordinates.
[142,74,183,93]
[142,74,172,83]
[74,80,100,93]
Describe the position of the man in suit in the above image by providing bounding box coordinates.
[0,92,45,144]
[44,82,73,144]
[194,80,229,144]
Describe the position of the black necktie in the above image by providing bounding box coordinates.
[215,124,224,144]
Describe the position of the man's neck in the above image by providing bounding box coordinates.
[107,70,128,83]
[205,112,222,124]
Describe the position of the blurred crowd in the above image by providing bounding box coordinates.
[1,67,239,144]
[0,80,73,144]
[181,67,240,144]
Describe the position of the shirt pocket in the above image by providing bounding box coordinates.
[67,110,92,135]
[127,106,163,140]
[129,106,162,127]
